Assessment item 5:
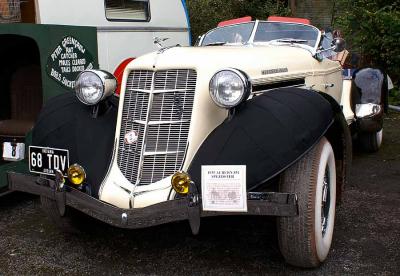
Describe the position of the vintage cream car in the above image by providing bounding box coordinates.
[9,17,386,268]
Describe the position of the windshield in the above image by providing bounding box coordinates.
[254,22,319,48]
[201,22,255,46]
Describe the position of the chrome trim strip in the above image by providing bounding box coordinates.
[135,72,156,186]
[129,119,190,126]
[312,67,343,76]
[98,139,119,197]
[120,148,141,154]
[97,26,189,32]
[148,120,190,125]
[248,20,259,43]
[124,88,191,94]
[251,72,312,86]
[252,66,342,85]
[143,151,184,156]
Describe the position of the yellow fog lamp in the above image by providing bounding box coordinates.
[67,164,86,186]
[171,171,191,195]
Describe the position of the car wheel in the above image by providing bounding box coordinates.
[359,129,383,153]
[277,137,336,268]
[40,196,81,234]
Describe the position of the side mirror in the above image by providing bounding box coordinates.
[194,34,204,46]
[333,38,346,52]
[313,37,346,61]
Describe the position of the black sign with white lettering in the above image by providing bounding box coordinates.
[46,36,95,89]
[29,146,70,177]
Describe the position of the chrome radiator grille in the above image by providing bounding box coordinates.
[117,69,197,186]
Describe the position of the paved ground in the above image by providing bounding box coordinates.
[0,112,399,275]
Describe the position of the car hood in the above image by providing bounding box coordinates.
[126,45,316,84]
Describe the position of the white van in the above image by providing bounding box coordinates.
[0,0,191,194]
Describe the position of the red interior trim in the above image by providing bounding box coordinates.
[267,16,311,25]
[218,16,252,27]
[113,58,135,95]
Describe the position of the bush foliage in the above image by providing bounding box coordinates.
[186,0,289,40]
[186,0,399,89]
[334,0,400,84]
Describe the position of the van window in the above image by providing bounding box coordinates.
[105,0,149,21]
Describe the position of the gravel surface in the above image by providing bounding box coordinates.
[0,112,399,275]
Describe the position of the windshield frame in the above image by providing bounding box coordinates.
[199,21,256,46]
[199,20,322,54]
[252,20,321,53]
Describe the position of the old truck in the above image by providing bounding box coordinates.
[0,0,191,195]
[8,16,388,267]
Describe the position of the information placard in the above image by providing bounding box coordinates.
[201,165,247,212]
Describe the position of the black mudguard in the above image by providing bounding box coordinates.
[32,93,118,197]
[188,88,334,191]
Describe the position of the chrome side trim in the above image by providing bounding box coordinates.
[130,119,190,125]
[97,26,189,32]
[143,151,185,156]
[251,72,312,86]
[136,72,156,185]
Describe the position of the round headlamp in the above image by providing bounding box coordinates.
[209,69,250,108]
[75,70,117,105]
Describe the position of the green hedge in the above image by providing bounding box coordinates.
[186,0,289,40]
[186,0,399,96]
[334,0,400,85]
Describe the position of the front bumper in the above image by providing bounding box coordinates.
[8,172,298,234]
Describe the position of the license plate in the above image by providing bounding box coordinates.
[2,142,25,161]
[29,146,70,177]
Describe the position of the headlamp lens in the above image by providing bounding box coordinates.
[171,171,191,195]
[210,70,248,108]
[75,71,104,105]
[67,164,86,186]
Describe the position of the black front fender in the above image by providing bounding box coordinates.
[32,92,118,197]
[188,88,334,190]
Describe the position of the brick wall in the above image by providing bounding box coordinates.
[292,0,335,28]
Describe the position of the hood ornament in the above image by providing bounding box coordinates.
[154,37,169,49]
[152,37,180,68]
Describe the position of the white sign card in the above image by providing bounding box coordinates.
[2,142,25,161]
[201,165,247,212]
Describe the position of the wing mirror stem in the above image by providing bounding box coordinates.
[195,34,205,46]
[332,38,346,52]
[314,38,346,61]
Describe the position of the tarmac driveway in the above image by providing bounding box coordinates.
[0,112,399,275]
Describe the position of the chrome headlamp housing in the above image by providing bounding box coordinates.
[209,69,251,108]
[75,70,117,105]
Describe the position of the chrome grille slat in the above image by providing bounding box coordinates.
[117,69,197,186]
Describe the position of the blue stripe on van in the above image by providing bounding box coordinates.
[181,0,192,45]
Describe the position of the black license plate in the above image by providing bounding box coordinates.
[29,146,70,176]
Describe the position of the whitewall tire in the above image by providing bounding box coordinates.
[278,137,336,267]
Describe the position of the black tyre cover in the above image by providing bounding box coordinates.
[32,92,118,197]
[188,87,334,190]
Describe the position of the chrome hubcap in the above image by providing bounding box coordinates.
[321,167,330,237]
